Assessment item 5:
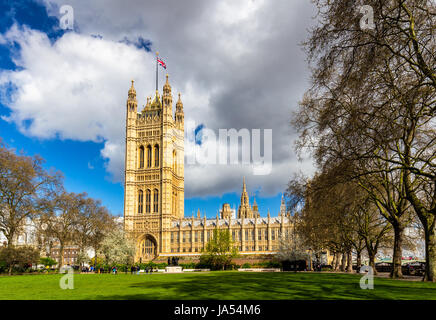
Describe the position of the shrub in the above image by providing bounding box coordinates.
[40,257,57,267]
[266,261,281,268]
[242,263,251,269]
[0,246,40,275]
[180,262,196,269]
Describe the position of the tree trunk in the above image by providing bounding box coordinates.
[356,251,362,273]
[331,252,337,270]
[340,252,346,271]
[424,221,436,282]
[391,223,404,279]
[334,252,341,271]
[368,251,377,275]
[59,243,64,269]
[346,250,353,272]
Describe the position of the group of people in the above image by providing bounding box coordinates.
[78,265,160,274]
[81,266,91,273]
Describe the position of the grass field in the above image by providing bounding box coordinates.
[0,271,435,300]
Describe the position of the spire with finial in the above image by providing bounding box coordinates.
[163,74,171,95]
[197,209,201,219]
[240,177,249,205]
[162,73,172,109]
[176,93,183,110]
[128,80,136,100]
[175,92,184,127]
[252,196,258,212]
[126,79,137,115]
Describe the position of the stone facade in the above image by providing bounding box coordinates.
[123,76,295,262]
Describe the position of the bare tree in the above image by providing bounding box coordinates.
[293,0,435,280]
[43,192,86,268]
[0,144,60,248]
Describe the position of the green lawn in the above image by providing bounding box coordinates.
[0,272,435,300]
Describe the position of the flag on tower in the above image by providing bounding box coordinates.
[157,57,166,69]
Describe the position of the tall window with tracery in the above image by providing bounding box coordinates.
[138,190,143,214]
[146,189,151,213]
[153,189,159,213]
[139,146,144,168]
[146,145,152,168]
[154,145,159,167]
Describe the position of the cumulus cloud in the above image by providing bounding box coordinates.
[1,0,317,198]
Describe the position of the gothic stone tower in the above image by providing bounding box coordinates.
[124,75,184,262]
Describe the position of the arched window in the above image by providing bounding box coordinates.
[140,237,156,258]
[146,189,151,213]
[153,189,159,213]
[154,145,159,167]
[146,145,152,168]
[172,190,177,214]
[139,146,144,168]
[138,190,143,214]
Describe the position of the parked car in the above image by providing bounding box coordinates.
[403,262,425,276]
[375,262,392,273]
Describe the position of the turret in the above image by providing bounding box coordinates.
[237,177,253,218]
[163,74,172,108]
[241,177,249,206]
[175,92,184,130]
[127,80,137,118]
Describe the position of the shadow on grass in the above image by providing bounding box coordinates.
[96,272,436,300]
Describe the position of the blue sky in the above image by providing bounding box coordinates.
[0,0,299,218]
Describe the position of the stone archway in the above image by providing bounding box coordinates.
[139,234,158,261]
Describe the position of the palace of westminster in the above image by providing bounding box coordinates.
[123,76,295,262]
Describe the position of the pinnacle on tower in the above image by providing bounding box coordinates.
[176,93,183,110]
[175,92,184,126]
[128,80,136,100]
[163,74,171,95]
[126,80,138,115]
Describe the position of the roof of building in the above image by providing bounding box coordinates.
[171,216,291,228]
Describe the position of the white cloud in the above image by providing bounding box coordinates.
[0,24,154,182]
[1,0,317,198]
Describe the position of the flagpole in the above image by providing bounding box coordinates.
[156,51,159,92]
